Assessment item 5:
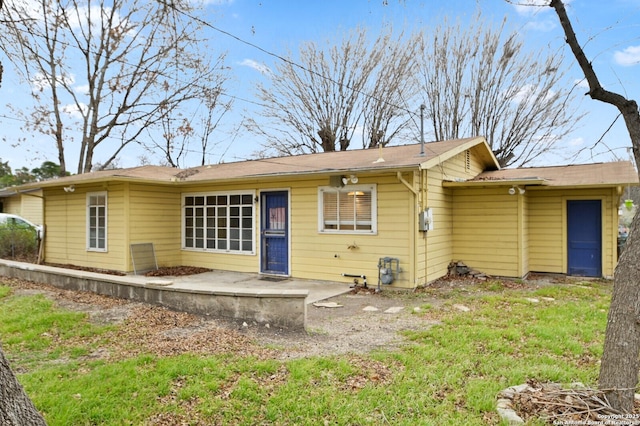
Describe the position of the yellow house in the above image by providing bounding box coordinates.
[9,137,638,288]
[0,188,44,225]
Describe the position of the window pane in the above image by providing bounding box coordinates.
[321,187,374,233]
[87,193,107,250]
[183,193,254,252]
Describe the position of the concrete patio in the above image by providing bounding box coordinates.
[0,260,352,330]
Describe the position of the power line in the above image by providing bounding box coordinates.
[159,0,418,118]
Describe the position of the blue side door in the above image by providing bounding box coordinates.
[260,191,289,275]
[567,200,602,277]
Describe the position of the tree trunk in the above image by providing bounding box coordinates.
[0,344,47,425]
[550,0,640,412]
[599,214,640,412]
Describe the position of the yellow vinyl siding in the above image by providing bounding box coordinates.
[528,190,564,274]
[2,196,21,215]
[528,188,618,278]
[1,191,44,224]
[423,149,487,284]
[519,194,529,277]
[43,185,126,271]
[290,174,414,288]
[451,187,521,277]
[127,183,181,270]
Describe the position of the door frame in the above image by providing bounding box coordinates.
[259,189,291,276]
[565,198,603,277]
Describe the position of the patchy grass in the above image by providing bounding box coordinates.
[0,278,611,425]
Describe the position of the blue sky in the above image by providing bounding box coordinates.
[1,0,639,171]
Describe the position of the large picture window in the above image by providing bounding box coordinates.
[318,185,376,233]
[87,192,107,251]
[183,193,255,253]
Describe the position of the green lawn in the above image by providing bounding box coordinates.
[0,278,609,425]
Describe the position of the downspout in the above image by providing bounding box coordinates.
[421,167,428,286]
[397,171,419,288]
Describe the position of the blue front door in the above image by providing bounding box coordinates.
[567,200,602,277]
[261,191,289,275]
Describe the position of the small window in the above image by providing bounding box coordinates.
[87,192,107,251]
[318,185,376,234]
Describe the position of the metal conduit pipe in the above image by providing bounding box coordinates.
[341,273,367,288]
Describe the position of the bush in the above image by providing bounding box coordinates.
[0,223,39,261]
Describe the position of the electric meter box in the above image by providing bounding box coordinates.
[419,208,433,231]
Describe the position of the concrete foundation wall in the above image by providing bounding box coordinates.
[0,260,308,329]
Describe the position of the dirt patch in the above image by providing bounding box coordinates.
[1,275,450,360]
[0,274,557,361]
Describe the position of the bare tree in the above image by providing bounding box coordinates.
[548,0,640,413]
[150,80,233,168]
[419,12,581,167]
[0,0,228,174]
[248,25,420,155]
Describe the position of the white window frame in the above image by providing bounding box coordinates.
[86,191,108,252]
[318,184,377,234]
[182,191,256,254]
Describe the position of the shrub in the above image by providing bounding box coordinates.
[0,223,39,260]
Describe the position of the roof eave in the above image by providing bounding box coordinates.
[443,178,548,188]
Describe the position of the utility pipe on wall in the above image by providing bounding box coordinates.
[342,273,367,288]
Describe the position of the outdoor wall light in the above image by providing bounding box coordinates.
[342,175,358,185]
[508,186,525,195]
[63,185,75,193]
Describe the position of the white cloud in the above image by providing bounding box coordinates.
[62,103,88,119]
[31,72,75,91]
[74,84,91,96]
[568,137,584,147]
[239,59,271,75]
[613,45,640,66]
[512,0,551,16]
[523,19,556,32]
[5,0,43,21]
[511,0,572,17]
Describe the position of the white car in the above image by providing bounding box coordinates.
[0,213,45,239]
